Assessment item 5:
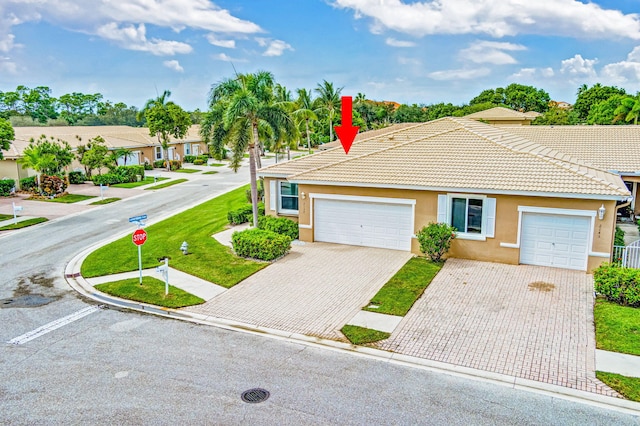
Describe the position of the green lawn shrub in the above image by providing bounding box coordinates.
[183,155,197,163]
[232,228,292,261]
[257,215,299,240]
[0,179,15,196]
[594,263,640,307]
[153,160,165,168]
[114,165,145,182]
[169,160,182,171]
[144,161,153,170]
[193,159,204,165]
[615,226,626,247]
[245,180,264,203]
[68,171,86,184]
[227,203,265,225]
[416,222,457,262]
[93,173,122,186]
[20,176,36,192]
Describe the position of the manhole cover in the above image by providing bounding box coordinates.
[0,294,57,308]
[241,388,270,403]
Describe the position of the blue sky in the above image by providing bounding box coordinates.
[2,0,640,111]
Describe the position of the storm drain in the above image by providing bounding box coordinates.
[241,388,270,404]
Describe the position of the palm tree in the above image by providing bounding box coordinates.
[315,80,342,142]
[614,96,640,125]
[18,143,56,191]
[137,89,171,122]
[293,88,318,154]
[202,71,296,226]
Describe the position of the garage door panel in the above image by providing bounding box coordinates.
[314,198,412,251]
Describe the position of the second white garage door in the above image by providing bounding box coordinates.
[314,198,413,251]
[520,213,591,270]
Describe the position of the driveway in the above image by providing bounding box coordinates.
[185,243,412,340]
[378,259,618,396]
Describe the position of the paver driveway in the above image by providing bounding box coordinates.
[185,242,412,340]
[378,259,618,396]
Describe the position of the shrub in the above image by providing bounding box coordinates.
[144,161,153,170]
[232,228,292,261]
[416,222,457,262]
[20,176,37,192]
[594,263,640,307]
[153,160,165,168]
[227,203,265,225]
[92,173,122,186]
[193,159,204,165]
[40,174,67,196]
[0,179,15,196]
[114,165,144,183]
[183,155,197,163]
[68,171,86,184]
[257,215,299,240]
[615,226,626,247]
[245,179,264,203]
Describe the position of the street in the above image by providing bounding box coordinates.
[0,163,638,424]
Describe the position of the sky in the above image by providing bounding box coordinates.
[2,0,640,111]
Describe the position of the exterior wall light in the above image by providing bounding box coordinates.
[598,204,606,220]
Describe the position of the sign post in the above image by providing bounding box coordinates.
[130,213,148,285]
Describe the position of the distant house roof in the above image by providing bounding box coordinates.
[260,117,629,200]
[464,107,537,125]
[317,123,419,151]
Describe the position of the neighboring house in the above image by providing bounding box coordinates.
[0,125,207,183]
[465,107,539,126]
[259,117,630,272]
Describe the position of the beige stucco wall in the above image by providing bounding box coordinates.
[0,159,30,186]
[264,177,617,272]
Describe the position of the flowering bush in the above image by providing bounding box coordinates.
[416,222,456,262]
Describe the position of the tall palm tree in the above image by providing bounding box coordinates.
[202,71,296,226]
[315,80,342,142]
[293,88,318,154]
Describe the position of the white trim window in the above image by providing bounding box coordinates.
[278,181,299,214]
[437,194,496,240]
[184,143,191,156]
[154,146,163,160]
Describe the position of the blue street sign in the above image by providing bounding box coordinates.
[129,214,148,223]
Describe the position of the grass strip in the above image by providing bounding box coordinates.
[112,176,168,188]
[202,171,219,175]
[81,185,265,287]
[29,194,96,203]
[0,214,13,220]
[174,168,200,174]
[341,325,390,345]
[209,163,225,167]
[95,276,204,308]
[144,179,188,190]
[0,217,48,230]
[90,197,121,205]
[594,298,640,356]
[364,257,442,316]
[596,371,640,402]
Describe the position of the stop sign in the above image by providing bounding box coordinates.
[132,229,147,246]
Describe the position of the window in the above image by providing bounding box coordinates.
[279,182,299,212]
[155,146,162,160]
[184,143,191,156]
[437,194,496,240]
[451,197,483,234]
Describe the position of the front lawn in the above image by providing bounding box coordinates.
[0,214,13,220]
[594,298,640,356]
[95,276,204,308]
[202,171,219,175]
[341,325,390,345]
[209,163,225,167]
[144,179,188,190]
[596,372,640,402]
[174,168,200,174]
[112,176,169,188]
[364,257,442,316]
[0,217,48,230]
[81,185,266,288]
[29,194,96,203]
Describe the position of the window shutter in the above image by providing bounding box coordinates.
[485,197,496,238]
[437,194,447,223]
[269,180,277,211]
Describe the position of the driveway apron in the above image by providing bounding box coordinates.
[185,243,412,340]
[378,258,618,396]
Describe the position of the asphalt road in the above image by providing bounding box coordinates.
[0,161,639,424]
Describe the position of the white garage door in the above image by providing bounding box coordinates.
[314,198,413,251]
[520,213,591,270]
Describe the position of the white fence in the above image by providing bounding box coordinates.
[613,240,640,268]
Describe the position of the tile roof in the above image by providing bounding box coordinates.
[317,123,420,150]
[506,125,640,174]
[464,107,534,121]
[260,117,629,199]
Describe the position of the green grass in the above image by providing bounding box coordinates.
[596,372,640,402]
[0,214,13,221]
[0,217,48,230]
[112,176,169,188]
[364,257,443,316]
[81,185,266,288]
[29,194,96,203]
[202,171,219,175]
[90,197,120,205]
[209,163,225,167]
[95,276,204,308]
[594,298,640,355]
[144,179,188,190]
[341,325,390,345]
[174,168,200,174]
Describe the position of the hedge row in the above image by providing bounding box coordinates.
[20,176,36,192]
[594,263,640,307]
[231,228,292,261]
[257,215,299,240]
[183,154,209,164]
[227,203,265,225]
[0,179,15,196]
[93,165,145,186]
[68,171,86,184]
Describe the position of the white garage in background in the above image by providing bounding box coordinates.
[312,194,415,251]
[519,208,593,271]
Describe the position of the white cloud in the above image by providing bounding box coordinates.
[206,34,235,48]
[256,38,293,57]
[213,52,247,63]
[96,23,192,55]
[601,46,640,85]
[510,67,554,78]
[333,0,640,39]
[428,67,491,81]
[385,37,415,47]
[0,56,17,74]
[560,54,598,78]
[0,34,16,53]
[397,56,420,66]
[459,40,526,65]
[163,59,183,72]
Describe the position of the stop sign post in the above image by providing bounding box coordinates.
[132,228,147,284]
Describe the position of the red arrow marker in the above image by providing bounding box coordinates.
[334,96,359,154]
